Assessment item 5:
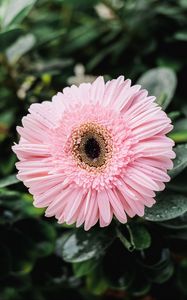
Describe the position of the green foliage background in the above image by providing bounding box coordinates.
[1,0,187,299]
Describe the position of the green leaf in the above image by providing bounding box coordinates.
[140,249,174,284]
[144,193,187,222]
[0,174,19,188]
[0,28,23,51]
[0,190,44,222]
[159,212,187,229]
[61,228,113,263]
[116,224,151,251]
[6,34,36,64]
[166,228,187,240]
[86,266,108,296]
[173,118,187,131]
[73,259,99,278]
[0,109,15,127]
[0,189,20,200]
[127,224,151,250]
[137,67,177,110]
[64,23,102,52]
[21,194,44,217]
[174,31,187,41]
[179,0,187,8]
[0,0,37,29]
[177,259,187,295]
[168,111,181,121]
[169,144,187,178]
[33,28,66,47]
[0,288,19,300]
[168,169,187,193]
[128,275,151,297]
[0,154,17,176]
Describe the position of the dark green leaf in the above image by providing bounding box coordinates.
[0,174,19,188]
[168,111,181,121]
[159,212,187,229]
[173,118,187,131]
[169,144,187,178]
[64,23,102,52]
[137,67,177,110]
[128,273,151,297]
[20,194,44,217]
[61,228,113,263]
[73,259,99,278]
[166,229,187,240]
[130,281,151,297]
[144,193,187,221]
[0,154,17,176]
[116,224,151,251]
[177,259,187,295]
[86,266,108,296]
[140,249,174,284]
[0,28,23,51]
[0,189,21,200]
[168,169,187,193]
[0,190,44,221]
[33,28,66,47]
[127,223,151,250]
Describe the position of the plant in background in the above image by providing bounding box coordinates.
[1,0,187,300]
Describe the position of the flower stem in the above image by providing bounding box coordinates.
[116,226,134,251]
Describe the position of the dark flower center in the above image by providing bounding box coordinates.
[84,137,101,160]
[71,122,113,171]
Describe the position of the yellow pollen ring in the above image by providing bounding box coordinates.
[71,122,113,171]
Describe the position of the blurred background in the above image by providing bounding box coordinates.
[1,0,187,300]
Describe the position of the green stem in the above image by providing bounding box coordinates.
[116,226,134,251]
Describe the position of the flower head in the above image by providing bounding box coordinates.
[13,76,175,230]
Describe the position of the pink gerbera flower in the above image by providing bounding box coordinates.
[13,76,175,230]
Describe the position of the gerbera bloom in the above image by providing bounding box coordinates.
[13,76,175,230]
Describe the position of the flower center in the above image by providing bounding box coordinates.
[84,137,101,159]
[71,123,113,171]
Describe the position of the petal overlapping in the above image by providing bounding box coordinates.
[13,76,175,230]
